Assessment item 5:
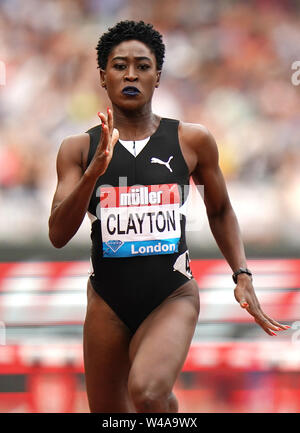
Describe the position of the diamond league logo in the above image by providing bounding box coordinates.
[106,240,124,252]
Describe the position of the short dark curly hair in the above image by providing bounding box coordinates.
[96,20,165,70]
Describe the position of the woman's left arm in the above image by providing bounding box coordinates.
[188,125,290,336]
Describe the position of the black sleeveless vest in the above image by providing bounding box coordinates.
[85,117,190,267]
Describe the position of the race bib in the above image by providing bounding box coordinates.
[99,184,181,258]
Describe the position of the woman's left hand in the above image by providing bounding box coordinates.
[234,274,290,336]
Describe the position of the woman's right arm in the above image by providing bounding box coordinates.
[48,110,119,248]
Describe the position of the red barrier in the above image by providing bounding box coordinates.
[0,259,299,412]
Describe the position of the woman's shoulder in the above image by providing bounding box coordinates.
[58,132,90,154]
[178,120,216,148]
[178,120,211,140]
[56,132,91,171]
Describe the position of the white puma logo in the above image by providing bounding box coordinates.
[150,156,173,172]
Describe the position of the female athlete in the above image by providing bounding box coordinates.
[48,20,289,413]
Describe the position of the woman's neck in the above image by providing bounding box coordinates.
[112,105,161,141]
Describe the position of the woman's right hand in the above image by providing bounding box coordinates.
[86,108,119,178]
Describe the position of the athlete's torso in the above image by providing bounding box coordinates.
[86,118,189,214]
[86,117,190,260]
[84,117,193,332]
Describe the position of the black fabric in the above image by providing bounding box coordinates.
[85,117,192,334]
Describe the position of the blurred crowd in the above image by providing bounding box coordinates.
[0,0,299,249]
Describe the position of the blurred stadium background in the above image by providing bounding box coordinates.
[0,0,300,413]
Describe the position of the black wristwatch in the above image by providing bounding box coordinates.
[232,267,252,284]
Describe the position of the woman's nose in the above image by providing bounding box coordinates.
[125,65,138,81]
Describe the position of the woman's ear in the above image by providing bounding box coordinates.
[155,71,161,88]
[100,69,107,89]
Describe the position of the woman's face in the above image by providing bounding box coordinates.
[100,39,161,110]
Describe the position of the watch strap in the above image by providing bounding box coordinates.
[232,267,252,284]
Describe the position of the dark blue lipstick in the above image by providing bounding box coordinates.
[122,86,140,96]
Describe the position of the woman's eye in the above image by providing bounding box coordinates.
[114,64,126,70]
[139,64,150,70]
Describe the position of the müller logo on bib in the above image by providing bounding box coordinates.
[99,184,181,258]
